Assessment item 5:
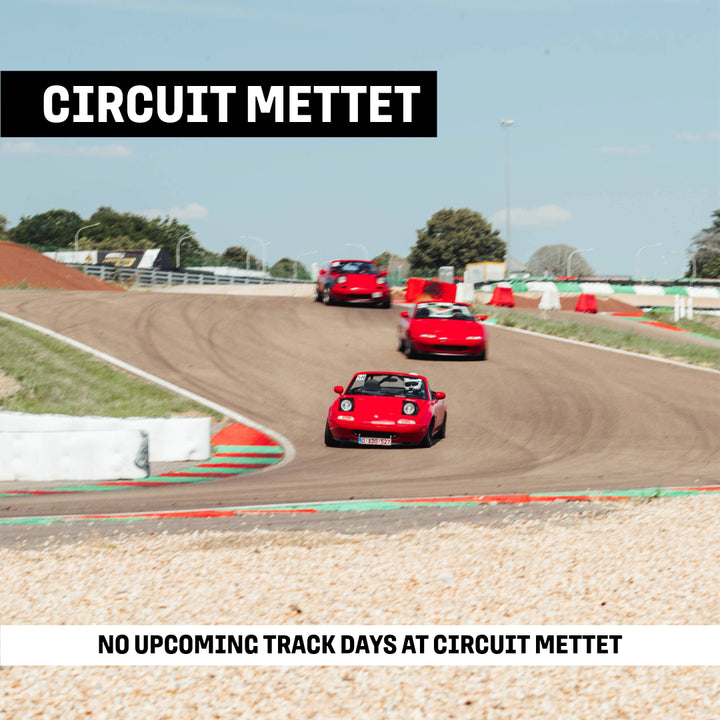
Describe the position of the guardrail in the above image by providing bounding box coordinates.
[71,264,313,287]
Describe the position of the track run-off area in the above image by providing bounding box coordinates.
[0,289,718,520]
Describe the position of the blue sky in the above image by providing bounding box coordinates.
[1,0,718,278]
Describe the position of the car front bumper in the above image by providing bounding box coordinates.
[327,417,428,445]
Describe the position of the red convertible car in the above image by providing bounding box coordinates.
[316,259,391,308]
[325,371,447,448]
[397,301,487,360]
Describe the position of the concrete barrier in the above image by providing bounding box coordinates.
[0,413,210,463]
[0,429,149,481]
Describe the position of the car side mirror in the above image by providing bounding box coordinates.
[379,269,389,276]
[435,391,446,400]
[400,311,409,318]
[319,268,327,276]
[334,385,344,394]
[475,314,489,321]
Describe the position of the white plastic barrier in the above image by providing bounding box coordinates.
[454,282,475,304]
[0,413,211,463]
[538,284,561,310]
[0,429,149,482]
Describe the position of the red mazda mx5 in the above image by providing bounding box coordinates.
[325,371,447,448]
[316,259,391,308]
[397,301,487,360]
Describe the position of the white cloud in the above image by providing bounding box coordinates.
[592,145,651,155]
[140,203,209,220]
[675,131,720,142]
[0,140,133,157]
[491,204,572,227]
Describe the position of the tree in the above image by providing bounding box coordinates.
[526,244,595,277]
[372,251,406,270]
[270,257,310,280]
[687,210,720,278]
[221,245,260,270]
[7,209,84,248]
[408,208,504,277]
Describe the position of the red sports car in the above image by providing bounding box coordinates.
[397,301,488,360]
[316,259,391,308]
[325,371,447,448]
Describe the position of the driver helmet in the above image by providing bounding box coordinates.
[404,378,423,393]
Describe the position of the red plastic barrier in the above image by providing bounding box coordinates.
[575,293,597,313]
[404,278,456,303]
[488,285,514,307]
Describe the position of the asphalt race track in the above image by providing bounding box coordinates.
[0,290,718,519]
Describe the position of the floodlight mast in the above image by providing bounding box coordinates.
[499,120,514,279]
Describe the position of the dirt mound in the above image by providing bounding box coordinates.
[0,241,124,291]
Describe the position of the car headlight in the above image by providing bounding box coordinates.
[376,276,387,285]
[402,401,418,416]
[339,398,354,412]
[466,336,484,340]
[419,333,436,339]
[337,275,347,283]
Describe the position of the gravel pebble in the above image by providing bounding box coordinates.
[2,495,720,718]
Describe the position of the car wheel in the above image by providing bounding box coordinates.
[420,420,435,448]
[404,338,417,359]
[379,298,391,309]
[324,421,339,447]
[477,347,487,361]
[438,413,447,440]
[322,287,334,305]
[397,335,405,352]
[315,287,322,302]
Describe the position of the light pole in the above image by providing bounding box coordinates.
[345,242,368,260]
[566,248,593,277]
[296,250,318,280]
[239,235,270,282]
[176,233,193,269]
[74,223,100,254]
[634,242,662,281]
[499,119,514,279]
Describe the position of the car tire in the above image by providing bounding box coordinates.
[477,347,487,361]
[438,413,447,440]
[322,287,334,305]
[397,335,405,352]
[324,421,339,447]
[315,287,322,302]
[420,420,435,448]
[404,339,417,359]
[379,298,391,309]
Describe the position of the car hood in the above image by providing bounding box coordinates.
[409,318,484,340]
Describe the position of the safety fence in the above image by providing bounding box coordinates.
[70,264,313,288]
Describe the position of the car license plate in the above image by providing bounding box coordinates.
[372,291,382,298]
[359,437,391,446]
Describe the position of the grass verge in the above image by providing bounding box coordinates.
[0,317,223,418]
[482,308,720,370]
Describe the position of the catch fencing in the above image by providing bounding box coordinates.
[70,264,313,288]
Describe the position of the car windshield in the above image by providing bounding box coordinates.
[346,373,427,400]
[331,261,379,275]
[414,302,474,320]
